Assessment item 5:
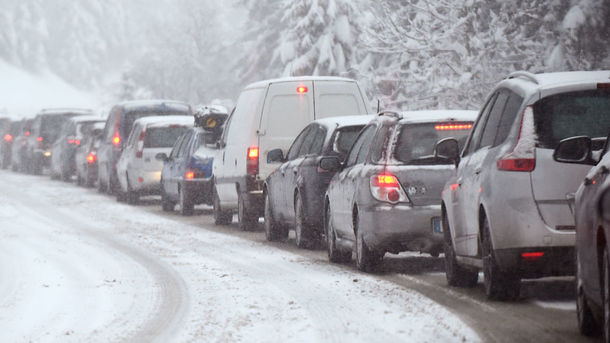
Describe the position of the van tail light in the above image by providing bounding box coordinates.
[370,172,409,204]
[135,129,146,158]
[247,146,259,176]
[4,134,12,142]
[497,106,536,172]
[87,153,97,164]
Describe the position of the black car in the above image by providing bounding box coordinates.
[264,115,373,248]
[159,107,228,215]
[555,135,610,340]
[24,108,93,175]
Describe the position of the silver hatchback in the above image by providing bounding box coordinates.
[441,70,610,300]
[322,110,476,272]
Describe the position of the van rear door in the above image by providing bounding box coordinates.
[313,80,368,119]
[258,81,314,179]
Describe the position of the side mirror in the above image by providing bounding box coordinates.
[434,138,460,164]
[155,152,169,162]
[319,156,342,172]
[267,148,285,163]
[553,136,595,165]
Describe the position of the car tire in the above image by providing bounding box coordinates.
[179,184,193,216]
[576,250,598,336]
[264,191,287,241]
[481,216,520,300]
[213,187,232,225]
[76,172,83,186]
[443,209,478,287]
[326,203,351,263]
[31,157,42,175]
[97,174,105,193]
[294,193,314,249]
[60,167,70,182]
[238,192,257,231]
[355,212,382,272]
[161,188,175,212]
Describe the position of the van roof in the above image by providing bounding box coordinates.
[133,115,194,128]
[244,76,357,90]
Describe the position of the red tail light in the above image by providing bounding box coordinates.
[598,83,610,89]
[521,252,544,261]
[37,136,43,142]
[25,131,30,136]
[112,133,121,147]
[497,106,536,172]
[135,129,146,158]
[185,171,195,180]
[87,153,97,164]
[247,146,259,175]
[4,134,12,142]
[68,138,75,145]
[75,139,80,146]
[370,172,408,204]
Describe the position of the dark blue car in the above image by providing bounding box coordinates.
[158,108,227,215]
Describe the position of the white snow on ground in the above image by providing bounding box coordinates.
[0,60,97,117]
[0,171,480,342]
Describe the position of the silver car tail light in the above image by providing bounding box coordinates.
[497,105,537,172]
[370,173,409,204]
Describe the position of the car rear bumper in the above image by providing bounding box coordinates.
[183,179,213,204]
[131,170,162,193]
[494,246,575,278]
[359,203,443,254]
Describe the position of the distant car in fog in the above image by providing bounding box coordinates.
[10,118,33,172]
[49,116,105,181]
[75,121,105,187]
[97,100,193,194]
[116,115,193,204]
[264,115,373,248]
[322,110,476,272]
[0,118,20,169]
[159,106,228,215]
[24,108,93,175]
[441,70,610,301]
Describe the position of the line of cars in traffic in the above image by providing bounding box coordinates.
[1,71,609,340]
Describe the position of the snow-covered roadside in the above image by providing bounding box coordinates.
[0,171,480,342]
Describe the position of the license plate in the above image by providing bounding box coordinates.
[432,217,442,233]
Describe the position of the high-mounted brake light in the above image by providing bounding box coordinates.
[247,146,259,175]
[435,123,472,131]
[497,106,536,172]
[87,153,97,164]
[370,172,409,204]
[521,252,544,261]
[4,134,13,142]
[297,86,308,94]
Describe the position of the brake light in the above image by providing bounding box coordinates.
[37,136,43,142]
[185,171,195,180]
[68,138,75,145]
[247,146,259,175]
[297,86,308,93]
[112,133,121,147]
[25,131,30,136]
[135,129,146,158]
[4,134,12,142]
[370,172,409,204]
[598,83,610,89]
[434,123,472,131]
[75,139,80,146]
[497,106,536,172]
[521,252,544,261]
[87,153,97,164]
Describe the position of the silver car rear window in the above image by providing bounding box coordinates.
[534,89,610,149]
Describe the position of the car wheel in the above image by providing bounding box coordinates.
[238,192,257,231]
[264,191,287,241]
[213,187,231,225]
[481,216,520,300]
[295,193,313,249]
[60,165,70,182]
[76,172,83,186]
[443,209,478,287]
[31,157,42,175]
[126,179,139,205]
[97,174,105,193]
[576,249,598,336]
[326,203,351,263]
[179,184,193,216]
[355,212,382,272]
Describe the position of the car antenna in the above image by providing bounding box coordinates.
[376,99,381,114]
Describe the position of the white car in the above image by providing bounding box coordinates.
[116,115,193,204]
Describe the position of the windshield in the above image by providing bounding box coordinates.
[394,122,472,164]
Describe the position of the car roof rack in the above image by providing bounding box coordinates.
[507,71,540,85]
[377,110,401,118]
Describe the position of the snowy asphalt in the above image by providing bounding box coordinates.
[0,170,598,342]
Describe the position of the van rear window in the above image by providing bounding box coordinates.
[317,94,360,118]
[144,126,189,148]
[534,90,610,148]
[394,123,471,164]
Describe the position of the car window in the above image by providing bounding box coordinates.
[355,125,376,164]
[298,125,325,156]
[346,125,375,167]
[309,126,327,155]
[493,91,523,146]
[170,133,186,159]
[332,125,364,156]
[145,126,189,148]
[479,91,509,149]
[464,92,497,155]
[176,131,193,157]
[287,126,311,160]
[534,89,610,149]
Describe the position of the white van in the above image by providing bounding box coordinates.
[213,76,370,229]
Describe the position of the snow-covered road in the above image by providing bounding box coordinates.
[0,171,480,342]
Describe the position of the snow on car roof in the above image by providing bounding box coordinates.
[69,115,105,123]
[398,110,478,124]
[502,70,610,93]
[118,99,191,112]
[133,115,194,128]
[313,114,375,128]
[39,108,93,115]
[245,76,357,89]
